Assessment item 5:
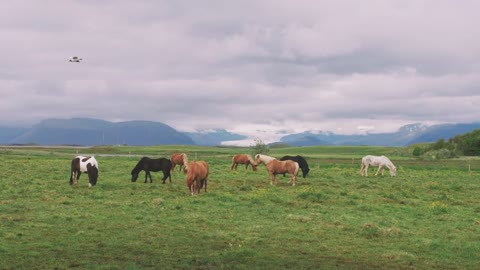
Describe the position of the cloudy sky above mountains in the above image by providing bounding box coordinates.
[1,0,479,143]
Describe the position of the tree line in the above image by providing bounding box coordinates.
[413,129,480,158]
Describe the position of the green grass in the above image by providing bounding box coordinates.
[0,145,479,269]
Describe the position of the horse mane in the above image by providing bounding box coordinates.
[131,157,148,174]
[181,154,189,171]
[255,154,276,165]
[246,154,256,165]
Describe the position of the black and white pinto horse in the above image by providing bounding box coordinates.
[131,157,172,184]
[280,155,310,178]
[70,156,99,187]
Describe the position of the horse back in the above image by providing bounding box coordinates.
[171,153,185,163]
[75,156,98,172]
[268,159,297,174]
[190,161,209,178]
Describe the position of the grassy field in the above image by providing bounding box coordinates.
[0,145,479,269]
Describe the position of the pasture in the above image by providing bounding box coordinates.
[0,145,479,269]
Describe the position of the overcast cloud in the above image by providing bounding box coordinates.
[1,0,479,144]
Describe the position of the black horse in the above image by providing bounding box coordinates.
[131,157,172,184]
[279,155,310,178]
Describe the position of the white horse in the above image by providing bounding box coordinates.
[255,154,299,186]
[360,155,396,177]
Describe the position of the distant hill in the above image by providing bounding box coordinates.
[183,129,247,146]
[405,123,480,145]
[1,118,480,146]
[0,127,29,144]
[6,118,194,146]
[279,123,480,146]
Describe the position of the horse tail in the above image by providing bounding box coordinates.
[360,159,366,174]
[231,155,237,170]
[182,154,189,172]
[70,157,79,185]
[170,154,176,171]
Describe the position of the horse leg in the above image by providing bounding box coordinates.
[76,171,81,184]
[290,173,297,186]
[364,165,369,176]
[190,180,196,196]
[87,171,93,187]
[162,169,170,184]
[144,171,149,183]
[375,166,382,176]
[70,170,75,185]
[269,172,277,185]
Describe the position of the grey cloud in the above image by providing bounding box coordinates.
[1,0,480,139]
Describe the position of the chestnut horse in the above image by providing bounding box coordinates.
[170,153,187,172]
[184,160,209,195]
[255,154,299,186]
[360,155,397,176]
[280,155,310,178]
[231,154,257,171]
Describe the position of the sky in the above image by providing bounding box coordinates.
[1,0,480,144]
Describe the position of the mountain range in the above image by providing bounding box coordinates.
[0,118,479,146]
[278,123,480,146]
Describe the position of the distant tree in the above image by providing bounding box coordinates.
[459,129,480,156]
[432,138,446,150]
[250,137,269,156]
[412,146,422,157]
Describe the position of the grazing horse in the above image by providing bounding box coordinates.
[70,156,99,187]
[360,155,397,176]
[255,154,299,186]
[184,160,209,195]
[131,157,172,184]
[231,154,257,171]
[280,155,310,178]
[171,153,187,172]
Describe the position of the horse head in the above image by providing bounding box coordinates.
[131,169,139,182]
[389,165,397,176]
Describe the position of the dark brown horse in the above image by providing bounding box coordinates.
[231,154,257,171]
[131,157,172,184]
[170,153,187,172]
[255,154,299,186]
[185,160,209,195]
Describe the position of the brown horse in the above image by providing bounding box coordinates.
[170,153,187,172]
[185,160,209,195]
[255,154,299,186]
[231,154,257,171]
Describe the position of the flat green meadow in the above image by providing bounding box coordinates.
[0,145,479,269]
